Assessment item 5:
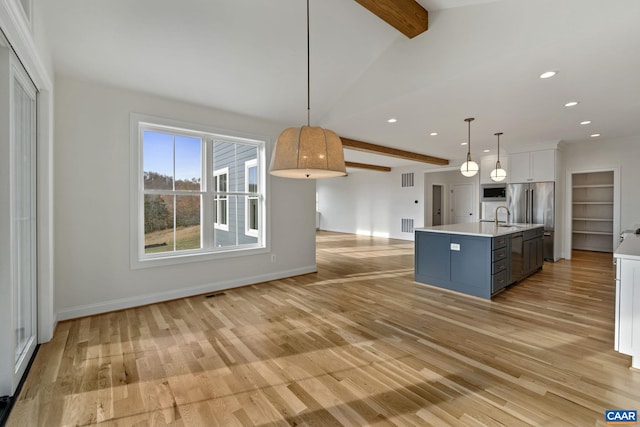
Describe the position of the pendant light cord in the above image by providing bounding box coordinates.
[465,117,474,162]
[307,0,311,127]
[494,132,503,164]
[467,119,471,160]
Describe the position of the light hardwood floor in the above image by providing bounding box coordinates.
[7,231,640,426]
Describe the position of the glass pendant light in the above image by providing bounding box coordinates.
[269,0,346,179]
[460,117,478,177]
[490,132,507,182]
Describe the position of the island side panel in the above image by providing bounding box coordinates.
[450,235,492,299]
[415,231,451,283]
[415,231,493,299]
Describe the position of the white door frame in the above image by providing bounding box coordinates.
[0,2,56,344]
[564,167,620,260]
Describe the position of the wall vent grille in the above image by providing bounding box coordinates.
[401,218,414,233]
[401,172,414,187]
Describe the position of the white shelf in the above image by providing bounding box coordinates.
[573,218,613,222]
[572,184,614,189]
[572,230,614,236]
[573,244,614,252]
[572,201,613,205]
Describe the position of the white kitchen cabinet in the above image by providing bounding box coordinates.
[479,155,508,185]
[614,242,640,369]
[507,149,555,183]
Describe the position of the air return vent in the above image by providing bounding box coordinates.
[401,172,414,187]
[401,218,414,233]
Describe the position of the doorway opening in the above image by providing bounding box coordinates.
[570,170,616,253]
[432,184,443,226]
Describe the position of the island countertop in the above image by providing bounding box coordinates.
[614,232,640,261]
[415,222,544,238]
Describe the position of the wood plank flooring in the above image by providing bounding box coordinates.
[7,231,640,426]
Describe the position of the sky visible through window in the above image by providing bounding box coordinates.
[143,130,202,183]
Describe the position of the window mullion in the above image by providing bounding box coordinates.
[202,137,214,249]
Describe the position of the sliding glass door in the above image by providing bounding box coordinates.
[0,39,37,397]
[12,59,37,385]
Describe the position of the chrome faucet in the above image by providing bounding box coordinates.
[495,205,511,226]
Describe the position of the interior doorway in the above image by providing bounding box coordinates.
[571,170,616,252]
[432,185,443,226]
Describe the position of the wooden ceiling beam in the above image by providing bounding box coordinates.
[354,0,428,39]
[341,137,449,166]
[345,161,392,172]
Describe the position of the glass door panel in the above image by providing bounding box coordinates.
[11,57,37,390]
[12,75,36,370]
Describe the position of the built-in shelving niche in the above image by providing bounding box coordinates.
[572,171,614,252]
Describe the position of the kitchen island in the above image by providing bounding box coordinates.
[415,222,544,299]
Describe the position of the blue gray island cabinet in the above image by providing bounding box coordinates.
[415,222,544,299]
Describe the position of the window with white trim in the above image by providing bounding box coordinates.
[133,117,266,267]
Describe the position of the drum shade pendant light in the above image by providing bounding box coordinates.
[269,0,346,179]
[460,117,478,177]
[490,132,507,182]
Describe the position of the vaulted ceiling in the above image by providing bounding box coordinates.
[41,0,640,168]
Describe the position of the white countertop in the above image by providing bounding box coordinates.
[415,222,544,238]
[614,233,640,261]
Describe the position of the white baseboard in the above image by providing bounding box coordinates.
[56,265,317,321]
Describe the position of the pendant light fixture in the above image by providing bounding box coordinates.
[269,0,346,179]
[460,117,478,177]
[490,132,507,182]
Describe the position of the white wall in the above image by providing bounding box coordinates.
[54,75,317,320]
[317,166,484,240]
[562,135,640,258]
[317,166,437,240]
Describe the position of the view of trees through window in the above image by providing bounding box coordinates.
[140,126,263,258]
[143,131,202,254]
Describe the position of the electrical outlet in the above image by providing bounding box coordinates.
[271,254,277,263]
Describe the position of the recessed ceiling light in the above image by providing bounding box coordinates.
[387,118,397,123]
[460,142,468,146]
[430,132,438,136]
[590,133,601,138]
[540,71,557,79]
[483,149,490,153]
[580,120,592,125]
[565,101,579,107]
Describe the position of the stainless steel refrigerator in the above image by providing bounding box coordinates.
[507,182,555,261]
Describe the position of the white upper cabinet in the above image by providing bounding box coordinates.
[508,149,555,183]
[479,155,509,185]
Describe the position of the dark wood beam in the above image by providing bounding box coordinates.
[341,137,449,166]
[345,161,392,172]
[354,0,428,39]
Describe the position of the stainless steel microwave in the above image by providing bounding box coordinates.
[481,184,506,201]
